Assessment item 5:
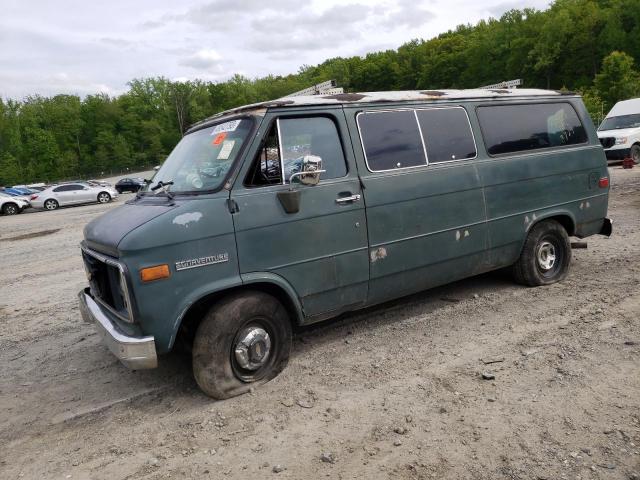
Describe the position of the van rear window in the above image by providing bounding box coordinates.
[478,103,588,156]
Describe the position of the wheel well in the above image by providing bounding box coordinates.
[2,202,18,211]
[537,214,575,236]
[174,283,300,351]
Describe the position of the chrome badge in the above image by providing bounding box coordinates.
[175,253,229,271]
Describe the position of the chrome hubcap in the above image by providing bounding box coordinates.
[46,201,55,210]
[99,194,109,203]
[234,326,271,371]
[537,241,556,271]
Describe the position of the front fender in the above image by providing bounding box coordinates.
[167,271,305,351]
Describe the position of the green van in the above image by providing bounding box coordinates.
[79,89,612,398]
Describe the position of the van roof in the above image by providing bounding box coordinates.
[605,97,640,118]
[190,88,574,130]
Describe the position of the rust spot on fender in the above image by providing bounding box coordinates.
[322,93,368,102]
[420,90,446,97]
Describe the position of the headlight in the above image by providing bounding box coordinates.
[615,137,628,145]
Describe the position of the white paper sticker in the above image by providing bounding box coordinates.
[211,120,241,134]
[217,140,235,160]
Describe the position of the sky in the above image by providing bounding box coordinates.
[0,0,550,100]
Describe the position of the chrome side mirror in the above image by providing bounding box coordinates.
[289,155,326,186]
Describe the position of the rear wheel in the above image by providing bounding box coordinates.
[631,144,640,164]
[44,199,59,211]
[97,192,111,203]
[2,203,19,215]
[512,220,571,286]
[192,291,292,399]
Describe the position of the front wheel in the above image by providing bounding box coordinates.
[512,220,571,286]
[631,144,640,165]
[192,291,292,399]
[97,192,111,203]
[2,203,19,215]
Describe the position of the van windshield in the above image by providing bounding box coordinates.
[598,114,640,131]
[146,118,254,194]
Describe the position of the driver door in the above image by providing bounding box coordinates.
[231,109,369,321]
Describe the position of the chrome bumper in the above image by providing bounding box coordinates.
[78,288,157,369]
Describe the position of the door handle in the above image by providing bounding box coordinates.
[335,194,361,204]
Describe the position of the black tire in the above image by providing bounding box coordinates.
[116,188,123,194]
[97,192,111,203]
[192,291,292,399]
[512,219,571,286]
[631,144,640,165]
[2,203,19,215]
[44,199,59,211]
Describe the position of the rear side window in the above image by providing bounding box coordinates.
[416,108,476,162]
[53,185,80,192]
[358,111,426,171]
[478,103,588,156]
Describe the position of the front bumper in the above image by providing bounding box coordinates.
[78,288,157,369]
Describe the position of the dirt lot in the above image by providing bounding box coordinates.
[1,168,639,480]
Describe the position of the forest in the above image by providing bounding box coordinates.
[1,0,640,185]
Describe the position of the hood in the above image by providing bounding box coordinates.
[84,202,177,257]
[597,127,640,137]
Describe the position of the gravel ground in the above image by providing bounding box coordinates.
[0,167,638,480]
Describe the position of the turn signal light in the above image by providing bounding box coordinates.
[598,177,609,188]
[140,264,170,283]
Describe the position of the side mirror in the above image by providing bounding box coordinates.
[289,155,326,186]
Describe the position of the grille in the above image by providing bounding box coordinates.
[82,248,132,321]
[599,137,615,149]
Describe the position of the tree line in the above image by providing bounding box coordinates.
[1,0,640,185]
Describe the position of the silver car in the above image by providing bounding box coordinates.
[30,182,118,211]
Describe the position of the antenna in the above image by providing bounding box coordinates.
[478,79,523,89]
[285,80,344,97]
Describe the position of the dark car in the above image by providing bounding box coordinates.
[115,177,146,193]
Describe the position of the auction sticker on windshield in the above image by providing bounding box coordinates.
[211,120,241,134]
[218,140,235,160]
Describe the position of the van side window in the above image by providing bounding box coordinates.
[358,110,426,171]
[245,116,347,187]
[279,117,347,182]
[478,103,588,156]
[416,108,476,162]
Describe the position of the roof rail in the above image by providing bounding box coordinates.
[479,79,523,89]
[285,80,344,97]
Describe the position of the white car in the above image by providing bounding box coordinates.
[0,192,30,215]
[30,182,118,211]
[597,97,640,164]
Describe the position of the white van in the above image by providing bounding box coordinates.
[597,98,640,163]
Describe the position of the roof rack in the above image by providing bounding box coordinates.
[285,80,344,97]
[478,79,522,89]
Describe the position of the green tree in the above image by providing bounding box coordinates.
[594,51,640,110]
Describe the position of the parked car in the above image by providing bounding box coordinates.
[10,186,39,195]
[597,97,640,163]
[78,88,611,399]
[87,179,112,187]
[115,177,146,193]
[0,192,29,215]
[30,182,118,210]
